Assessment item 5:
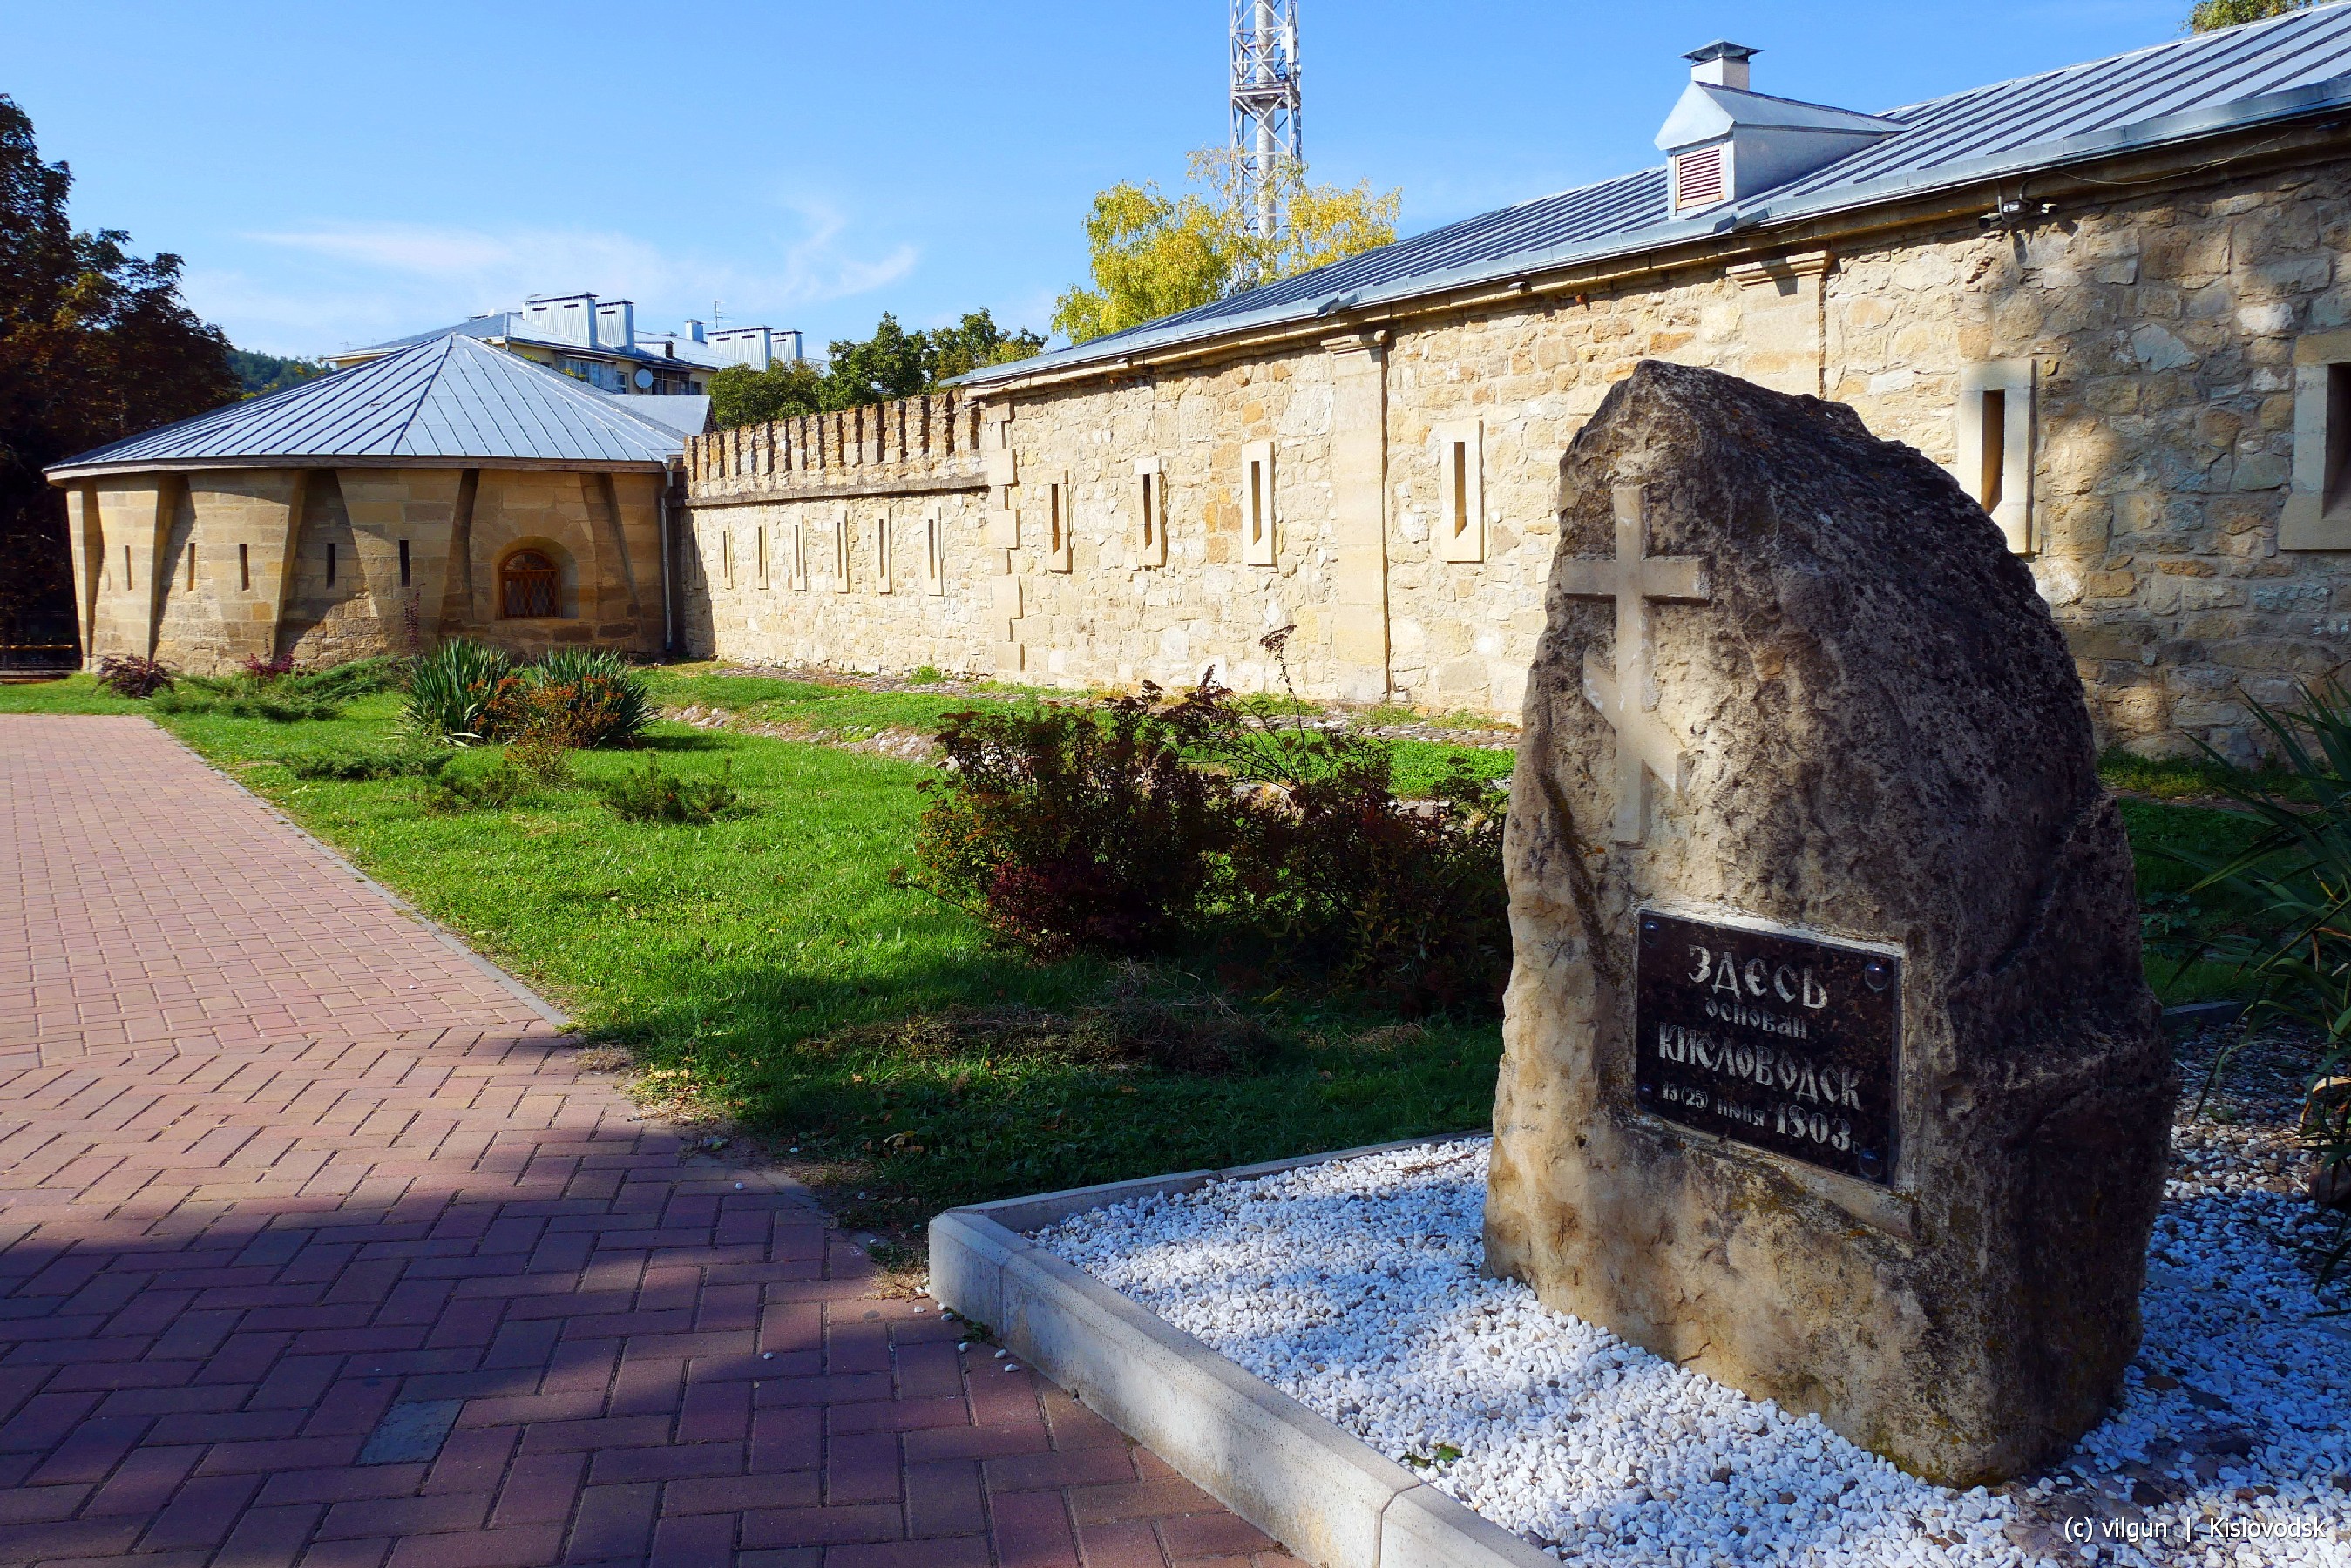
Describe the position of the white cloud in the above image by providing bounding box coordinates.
[185,203,918,354]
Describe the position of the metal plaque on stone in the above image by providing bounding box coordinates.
[1633,910,1899,1185]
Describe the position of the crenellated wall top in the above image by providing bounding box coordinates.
[684,391,993,506]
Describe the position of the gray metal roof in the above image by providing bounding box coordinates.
[350,313,516,355]
[602,392,712,436]
[968,6,2351,385]
[48,334,683,476]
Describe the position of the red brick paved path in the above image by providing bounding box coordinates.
[0,717,1291,1567]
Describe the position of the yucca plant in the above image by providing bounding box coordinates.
[403,639,511,746]
[2178,679,2351,1285]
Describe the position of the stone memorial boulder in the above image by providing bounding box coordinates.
[1486,359,2172,1485]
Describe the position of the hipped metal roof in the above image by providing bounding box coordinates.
[48,334,685,479]
[965,6,2351,385]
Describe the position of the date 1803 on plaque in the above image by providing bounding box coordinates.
[1633,910,1900,1185]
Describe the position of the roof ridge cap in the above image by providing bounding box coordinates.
[1695,81,1901,125]
[1872,1,2351,117]
[384,335,459,454]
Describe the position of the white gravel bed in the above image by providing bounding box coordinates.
[1031,1133,2351,1566]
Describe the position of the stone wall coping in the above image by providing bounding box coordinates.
[929,1132,1555,1568]
[688,468,988,507]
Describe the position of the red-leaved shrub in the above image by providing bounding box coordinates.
[95,655,173,697]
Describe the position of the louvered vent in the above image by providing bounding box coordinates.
[1672,145,1726,212]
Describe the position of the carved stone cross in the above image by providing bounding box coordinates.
[1556,485,1711,843]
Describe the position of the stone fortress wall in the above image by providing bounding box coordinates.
[683,153,2351,760]
[66,466,667,675]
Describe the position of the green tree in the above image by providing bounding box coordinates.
[823,312,929,407]
[708,309,1044,429]
[0,95,238,657]
[1054,149,1402,346]
[921,309,1046,382]
[227,348,329,398]
[708,358,828,428]
[2189,0,2317,28]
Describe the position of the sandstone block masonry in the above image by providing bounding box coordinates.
[65,465,667,674]
[682,157,2351,760]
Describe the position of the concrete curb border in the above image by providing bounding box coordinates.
[930,1135,1551,1568]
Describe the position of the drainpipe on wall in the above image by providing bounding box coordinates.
[657,463,675,656]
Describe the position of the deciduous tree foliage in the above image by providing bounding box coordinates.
[0,95,237,654]
[1054,150,1402,346]
[227,348,329,398]
[2188,0,2316,29]
[708,308,1043,429]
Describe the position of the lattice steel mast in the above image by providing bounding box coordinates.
[1230,0,1302,241]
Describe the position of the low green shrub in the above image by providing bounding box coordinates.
[419,760,535,814]
[285,743,451,781]
[505,730,575,786]
[598,756,745,824]
[152,656,409,723]
[152,685,342,722]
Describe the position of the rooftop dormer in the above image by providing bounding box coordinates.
[1656,42,1900,217]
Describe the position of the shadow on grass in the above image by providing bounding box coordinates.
[632,732,735,753]
[595,949,1502,1233]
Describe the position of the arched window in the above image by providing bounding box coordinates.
[500,550,560,618]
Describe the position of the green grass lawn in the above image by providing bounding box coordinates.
[0,666,2264,1243]
[0,671,1502,1246]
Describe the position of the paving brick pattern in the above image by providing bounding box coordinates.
[0,717,1293,1566]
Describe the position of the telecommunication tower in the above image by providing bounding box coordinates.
[1230,0,1302,240]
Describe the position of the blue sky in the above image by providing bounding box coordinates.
[2,0,2188,358]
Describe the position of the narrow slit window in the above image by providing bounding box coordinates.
[398,538,412,588]
[723,530,734,585]
[1135,459,1167,567]
[125,544,134,588]
[1436,419,1486,562]
[326,542,337,585]
[925,511,945,594]
[186,542,197,590]
[1241,441,1276,565]
[1978,390,2007,516]
[238,543,250,592]
[1452,443,1468,539]
[757,525,769,587]
[1957,361,2033,554]
[875,514,891,594]
[1047,481,1073,572]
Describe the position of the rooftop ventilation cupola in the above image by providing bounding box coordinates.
[1656,41,1900,217]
